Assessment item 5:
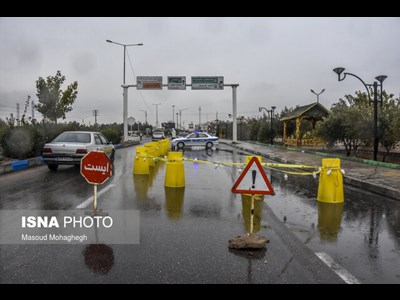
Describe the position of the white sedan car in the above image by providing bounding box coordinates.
[42,131,115,171]
[171,132,219,150]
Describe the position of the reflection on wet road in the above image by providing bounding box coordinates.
[1,143,399,283]
[267,163,400,283]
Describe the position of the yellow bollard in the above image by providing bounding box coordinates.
[317,158,344,203]
[246,155,262,164]
[144,143,156,167]
[133,146,149,175]
[164,151,185,188]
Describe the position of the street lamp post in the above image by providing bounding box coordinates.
[153,103,161,129]
[179,108,188,131]
[310,89,325,103]
[106,39,143,142]
[172,105,175,127]
[139,109,147,124]
[176,112,179,130]
[259,106,276,145]
[333,67,387,161]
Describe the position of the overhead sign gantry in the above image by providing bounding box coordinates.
[121,76,238,144]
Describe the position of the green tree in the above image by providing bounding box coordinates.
[35,70,78,124]
[316,92,372,157]
[101,127,122,144]
[379,93,400,162]
[257,121,270,143]
[247,117,261,141]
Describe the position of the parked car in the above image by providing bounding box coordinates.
[171,132,219,150]
[127,133,140,142]
[152,131,165,141]
[41,131,115,171]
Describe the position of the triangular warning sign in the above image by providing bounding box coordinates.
[231,157,275,195]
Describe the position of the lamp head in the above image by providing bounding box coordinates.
[333,67,345,76]
[310,89,315,94]
[375,75,387,84]
[106,39,112,43]
[321,88,325,93]
[258,107,262,112]
[271,106,276,110]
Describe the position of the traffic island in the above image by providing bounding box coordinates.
[228,233,269,249]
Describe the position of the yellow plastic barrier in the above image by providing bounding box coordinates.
[164,151,185,188]
[159,139,168,156]
[317,158,344,203]
[144,143,157,167]
[133,146,149,175]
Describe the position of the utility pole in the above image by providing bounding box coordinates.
[153,103,161,129]
[139,110,147,124]
[179,108,188,131]
[93,110,99,127]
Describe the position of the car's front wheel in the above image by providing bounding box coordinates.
[177,142,185,149]
[206,142,213,149]
[48,164,58,171]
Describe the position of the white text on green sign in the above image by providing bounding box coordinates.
[168,76,186,90]
[191,76,224,90]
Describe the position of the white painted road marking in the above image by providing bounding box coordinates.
[316,252,361,284]
[76,184,115,209]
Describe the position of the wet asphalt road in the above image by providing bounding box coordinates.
[0,143,366,283]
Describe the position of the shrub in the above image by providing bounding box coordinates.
[101,127,122,144]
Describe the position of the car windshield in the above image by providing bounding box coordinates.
[153,132,163,136]
[53,132,91,143]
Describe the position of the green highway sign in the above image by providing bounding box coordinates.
[191,76,224,90]
[168,76,186,90]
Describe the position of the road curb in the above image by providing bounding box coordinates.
[222,141,400,201]
[0,156,45,175]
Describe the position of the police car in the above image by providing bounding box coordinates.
[171,132,219,150]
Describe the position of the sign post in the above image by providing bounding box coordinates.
[231,156,274,235]
[127,117,135,135]
[81,151,113,212]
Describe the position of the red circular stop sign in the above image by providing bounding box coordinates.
[81,151,112,184]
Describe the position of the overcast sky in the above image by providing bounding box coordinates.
[1,17,400,128]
